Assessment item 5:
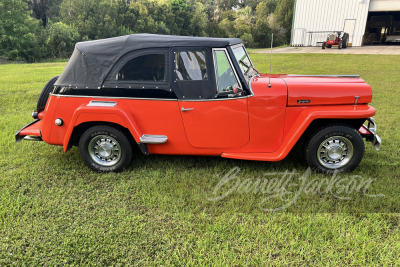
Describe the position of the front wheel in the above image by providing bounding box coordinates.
[305,125,365,174]
[79,126,133,172]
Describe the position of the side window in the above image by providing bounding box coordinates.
[117,54,165,82]
[175,51,207,80]
[213,50,241,94]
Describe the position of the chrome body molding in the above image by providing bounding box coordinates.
[51,93,252,102]
[87,100,117,107]
[179,95,252,102]
[50,93,178,101]
[248,76,255,96]
[139,134,168,144]
[286,74,361,78]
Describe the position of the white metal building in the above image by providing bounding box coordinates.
[291,0,400,46]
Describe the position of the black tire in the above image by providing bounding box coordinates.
[338,41,343,49]
[342,33,349,48]
[37,76,59,110]
[322,42,326,49]
[304,125,365,174]
[79,126,133,172]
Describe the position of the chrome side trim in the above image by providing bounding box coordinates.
[87,100,117,107]
[285,74,361,78]
[139,134,168,144]
[179,95,251,102]
[51,93,252,102]
[248,76,255,96]
[50,93,178,101]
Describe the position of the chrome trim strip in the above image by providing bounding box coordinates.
[87,100,117,107]
[139,134,168,144]
[51,93,252,102]
[248,76,255,96]
[50,93,178,101]
[285,74,361,78]
[179,95,251,102]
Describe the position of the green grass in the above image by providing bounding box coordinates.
[1,54,399,265]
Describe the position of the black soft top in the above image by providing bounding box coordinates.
[55,34,242,89]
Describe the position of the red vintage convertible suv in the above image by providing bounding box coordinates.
[16,34,381,173]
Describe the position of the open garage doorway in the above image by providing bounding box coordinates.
[364,11,400,45]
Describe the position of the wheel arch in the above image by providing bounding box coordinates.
[62,106,143,152]
[65,121,137,152]
[297,118,366,146]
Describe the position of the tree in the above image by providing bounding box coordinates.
[190,2,208,36]
[0,0,39,61]
[46,22,79,58]
[273,0,294,43]
[28,0,63,26]
[60,0,121,39]
[253,1,272,47]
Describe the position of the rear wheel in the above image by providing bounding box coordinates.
[305,125,364,174]
[322,42,326,49]
[79,126,133,172]
[37,76,59,110]
[338,41,343,49]
[342,33,349,48]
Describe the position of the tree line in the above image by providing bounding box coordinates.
[0,0,294,62]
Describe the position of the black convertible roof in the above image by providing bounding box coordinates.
[55,34,242,89]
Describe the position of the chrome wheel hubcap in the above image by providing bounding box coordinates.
[88,135,121,166]
[317,136,354,169]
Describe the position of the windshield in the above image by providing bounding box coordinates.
[231,45,257,82]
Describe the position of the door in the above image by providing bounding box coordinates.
[175,48,249,149]
[344,19,356,45]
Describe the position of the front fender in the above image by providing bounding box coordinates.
[63,105,142,152]
[222,105,376,161]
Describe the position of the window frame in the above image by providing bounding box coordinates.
[212,48,242,96]
[171,47,217,100]
[175,50,208,81]
[104,48,170,90]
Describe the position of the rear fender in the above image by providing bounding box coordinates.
[63,106,142,152]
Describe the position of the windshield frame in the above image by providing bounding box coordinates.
[231,44,257,82]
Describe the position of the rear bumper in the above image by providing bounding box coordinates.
[15,120,42,143]
[359,117,381,151]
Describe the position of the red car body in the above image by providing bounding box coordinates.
[16,34,380,173]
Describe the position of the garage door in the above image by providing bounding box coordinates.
[369,0,400,12]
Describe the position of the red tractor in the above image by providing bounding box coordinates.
[322,31,349,49]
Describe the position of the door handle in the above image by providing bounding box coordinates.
[181,107,194,112]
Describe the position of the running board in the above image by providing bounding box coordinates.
[139,134,168,144]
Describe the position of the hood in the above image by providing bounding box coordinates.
[280,74,372,106]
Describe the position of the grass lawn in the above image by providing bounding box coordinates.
[1,53,399,265]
